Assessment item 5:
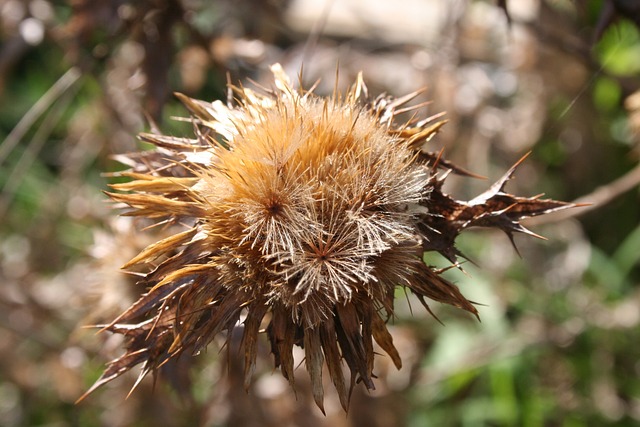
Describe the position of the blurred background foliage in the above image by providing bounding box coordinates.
[1,0,639,426]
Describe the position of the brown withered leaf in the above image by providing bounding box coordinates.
[304,327,326,413]
[78,319,175,403]
[319,315,349,411]
[240,301,268,390]
[121,228,197,269]
[106,192,206,219]
[335,302,374,389]
[419,149,487,178]
[371,310,402,370]
[421,153,578,262]
[110,174,199,193]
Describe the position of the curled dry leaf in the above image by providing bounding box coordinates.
[80,64,577,411]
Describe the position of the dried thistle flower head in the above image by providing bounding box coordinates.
[83,64,575,411]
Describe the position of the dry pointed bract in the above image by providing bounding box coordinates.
[83,64,576,411]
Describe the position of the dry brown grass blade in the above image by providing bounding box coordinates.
[370,310,402,370]
[0,67,81,165]
[0,68,81,218]
[404,120,448,148]
[138,132,207,151]
[320,317,349,411]
[267,307,297,387]
[409,267,479,319]
[361,303,375,375]
[304,328,326,414]
[241,301,269,391]
[121,227,197,269]
[106,192,205,218]
[174,92,215,120]
[110,176,199,193]
[335,302,374,390]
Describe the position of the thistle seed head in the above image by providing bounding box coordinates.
[84,64,576,411]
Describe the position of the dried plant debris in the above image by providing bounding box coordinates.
[81,64,576,411]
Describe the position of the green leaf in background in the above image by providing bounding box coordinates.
[597,20,640,76]
[593,77,621,113]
